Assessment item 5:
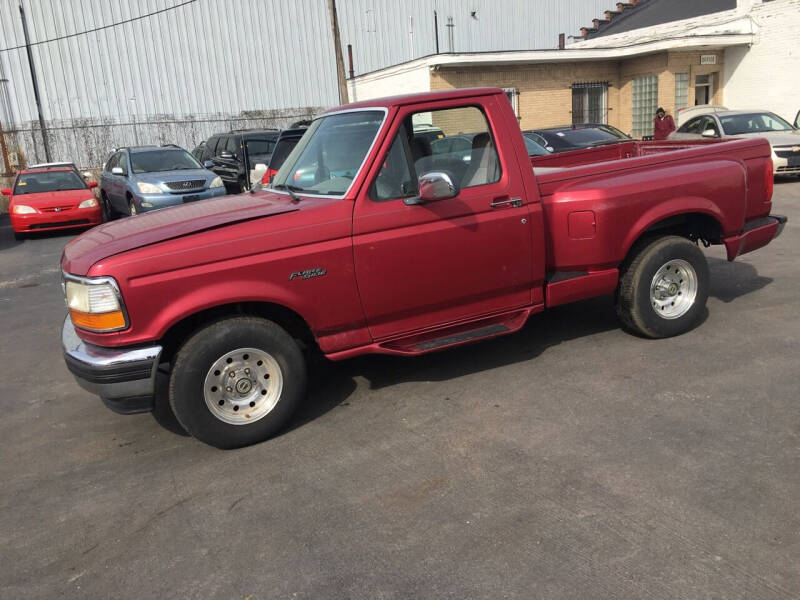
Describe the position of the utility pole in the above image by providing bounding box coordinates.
[19,3,51,162]
[327,0,349,104]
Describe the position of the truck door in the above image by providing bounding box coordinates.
[352,98,533,340]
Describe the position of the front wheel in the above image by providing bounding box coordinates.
[169,317,307,449]
[616,235,709,338]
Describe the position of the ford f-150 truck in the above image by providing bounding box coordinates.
[61,88,786,448]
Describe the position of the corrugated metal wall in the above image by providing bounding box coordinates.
[0,0,612,169]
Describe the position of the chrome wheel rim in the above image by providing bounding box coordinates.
[650,259,697,319]
[203,348,283,425]
[129,202,137,216]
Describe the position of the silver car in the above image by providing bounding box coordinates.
[669,109,800,175]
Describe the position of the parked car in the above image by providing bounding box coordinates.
[3,166,101,240]
[203,129,279,192]
[524,124,632,153]
[100,145,225,218]
[669,110,800,175]
[61,87,785,449]
[260,127,308,185]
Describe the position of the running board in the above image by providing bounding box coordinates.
[416,323,510,351]
[325,306,543,361]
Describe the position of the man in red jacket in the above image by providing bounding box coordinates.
[653,107,676,140]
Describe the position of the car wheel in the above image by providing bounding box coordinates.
[13,231,24,241]
[100,193,113,222]
[168,317,307,449]
[616,235,709,338]
[128,197,137,216]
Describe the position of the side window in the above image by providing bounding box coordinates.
[683,117,704,134]
[371,106,501,202]
[226,136,239,155]
[118,152,129,174]
[105,153,118,172]
[207,137,219,156]
[704,117,719,135]
[371,128,414,202]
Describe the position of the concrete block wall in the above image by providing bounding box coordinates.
[724,0,800,122]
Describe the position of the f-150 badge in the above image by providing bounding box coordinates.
[289,267,327,281]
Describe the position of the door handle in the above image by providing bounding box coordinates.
[490,196,522,208]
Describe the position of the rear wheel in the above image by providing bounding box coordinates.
[616,235,709,338]
[169,317,306,449]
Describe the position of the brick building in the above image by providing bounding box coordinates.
[350,0,799,137]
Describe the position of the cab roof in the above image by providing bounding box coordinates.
[325,87,504,114]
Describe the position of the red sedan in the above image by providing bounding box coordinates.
[3,166,102,240]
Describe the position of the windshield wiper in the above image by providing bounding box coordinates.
[272,183,304,203]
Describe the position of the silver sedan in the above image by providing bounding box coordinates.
[669,110,800,175]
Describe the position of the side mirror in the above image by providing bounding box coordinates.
[87,181,98,188]
[701,129,718,138]
[203,160,214,169]
[1,188,11,196]
[111,167,125,175]
[404,171,459,205]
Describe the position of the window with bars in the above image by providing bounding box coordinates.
[632,75,659,138]
[571,82,607,124]
[674,73,689,113]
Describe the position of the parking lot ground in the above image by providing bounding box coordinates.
[1,180,799,599]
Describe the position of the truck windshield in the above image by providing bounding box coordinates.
[271,110,384,196]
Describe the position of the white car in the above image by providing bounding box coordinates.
[675,105,728,128]
[669,109,800,175]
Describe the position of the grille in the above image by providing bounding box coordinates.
[776,166,800,174]
[774,149,800,159]
[29,219,90,229]
[164,179,205,191]
[41,206,73,212]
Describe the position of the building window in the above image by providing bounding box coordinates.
[632,75,659,138]
[675,73,689,112]
[571,82,607,124]
[503,88,519,120]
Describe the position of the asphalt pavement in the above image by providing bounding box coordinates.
[1,180,798,599]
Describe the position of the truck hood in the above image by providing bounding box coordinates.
[62,191,301,275]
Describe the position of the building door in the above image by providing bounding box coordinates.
[694,74,713,105]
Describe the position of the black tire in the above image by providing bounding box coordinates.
[13,231,24,241]
[616,235,709,338]
[100,193,113,222]
[169,317,307,449]
[127,195,137,217]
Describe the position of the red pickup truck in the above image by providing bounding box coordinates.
[61,88,786,448]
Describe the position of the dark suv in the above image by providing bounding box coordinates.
[199,129,279,192]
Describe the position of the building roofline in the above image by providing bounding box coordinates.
[351,32,753,83]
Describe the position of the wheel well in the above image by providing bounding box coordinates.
[159,302,316,364]
[620,213,721,273]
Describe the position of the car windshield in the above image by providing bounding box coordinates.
[271,110,384,196]
[540,127,627,150]
[130,149,202,174]
[719,112,795,135]
[524,136,551,156]
[13,170,87,195]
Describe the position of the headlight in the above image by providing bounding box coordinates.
[136,182,162,194]
[12,204,37,214]
[78,198,98,209]
[64,276,127,332]
[209,176,223,188]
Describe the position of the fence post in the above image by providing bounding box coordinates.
[19,4,51,162]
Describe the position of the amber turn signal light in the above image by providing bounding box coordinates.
[69,309,126,332]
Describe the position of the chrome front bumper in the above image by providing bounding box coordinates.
[61,316,162,414]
